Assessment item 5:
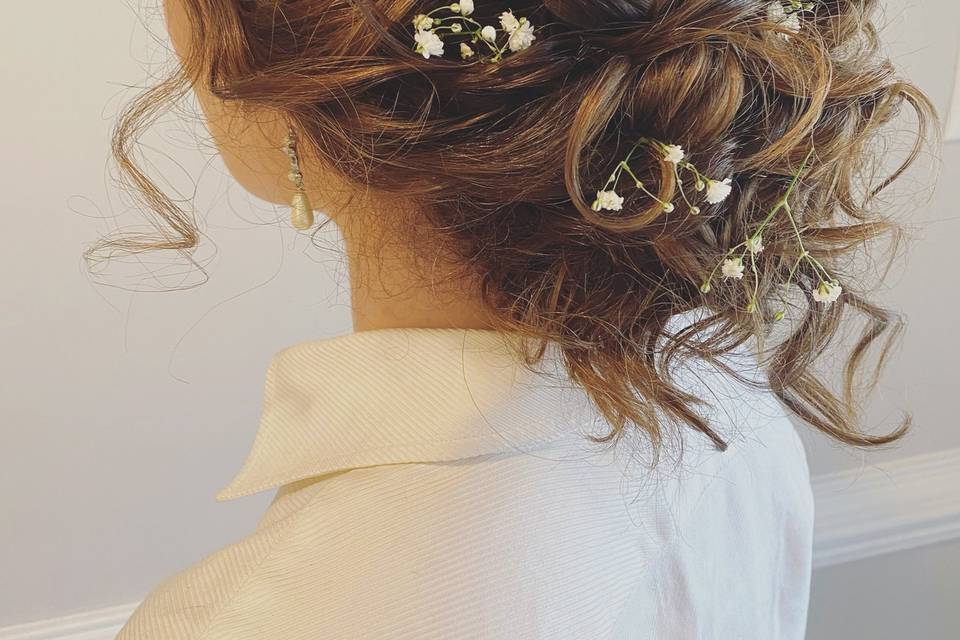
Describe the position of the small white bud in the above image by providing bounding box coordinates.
[412,14,432,30]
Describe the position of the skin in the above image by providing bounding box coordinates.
[162,0,495,332]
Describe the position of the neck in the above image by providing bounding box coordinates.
[338,213,496,333]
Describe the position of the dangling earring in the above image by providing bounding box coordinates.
[281,125,315,230]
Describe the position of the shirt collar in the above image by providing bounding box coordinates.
[216,327,600,500]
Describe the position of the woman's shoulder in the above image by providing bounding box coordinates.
[116,325,813,639]
[117,422,810,640]
[115,447,649,639]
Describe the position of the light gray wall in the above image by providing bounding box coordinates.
[0,0,957,634]
[0,1,351,624]
[808,540,960,640]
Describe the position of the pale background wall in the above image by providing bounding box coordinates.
[0,1,957,638]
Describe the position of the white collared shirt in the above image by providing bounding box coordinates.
[116,324,813,639]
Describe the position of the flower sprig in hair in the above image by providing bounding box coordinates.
[592,139,841,316]
[411,3,535,62]
[699,148,842,316]
[766,1,816,39]
[591,137,733,215]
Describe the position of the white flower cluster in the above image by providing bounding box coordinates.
[593,140,843,314]
[766,1,815,40]
[699,148,843,316]
[591,138,733,217]
[411,2,535,62]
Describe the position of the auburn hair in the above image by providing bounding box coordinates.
[90,0,937,454]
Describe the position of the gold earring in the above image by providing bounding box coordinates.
[281,125,315,230]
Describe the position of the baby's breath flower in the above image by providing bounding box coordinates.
[592,190,625,212]
[663,144,685,164]
[812,280,842,304]
[412,14,432,31]
[705,177,733,204]
[414,29,444,59]
[689,146,827,319]
[410,3,533,63]
[590,137,735,225]
[746,234,765,254]
[507,19,536,52]
[721,257,746,280]
[500,11,520,33]
[767,2,802,38]
[480,25,497,42]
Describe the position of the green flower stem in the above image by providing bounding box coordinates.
[618,161,672,207]
[748,243,761,311]
[750,148,815,237]
[782,202,833,282]
[616,161,642,187]
[673,165,697,210]
[785,251,805,284]
[704,146,836,296]
[677,161,707,190]
[777,251,813,308]
[600,144,641,191]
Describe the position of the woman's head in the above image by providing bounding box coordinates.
[100,0,936,453]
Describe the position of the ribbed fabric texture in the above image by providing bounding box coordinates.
[116,324,814,640]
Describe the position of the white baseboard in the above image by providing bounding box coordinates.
[812,447,960,569]
[3,448,960,639]
[0,604,136,640]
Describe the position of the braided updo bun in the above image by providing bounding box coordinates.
[97,0,936,453]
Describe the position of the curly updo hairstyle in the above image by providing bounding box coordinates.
[95,0,936,454]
